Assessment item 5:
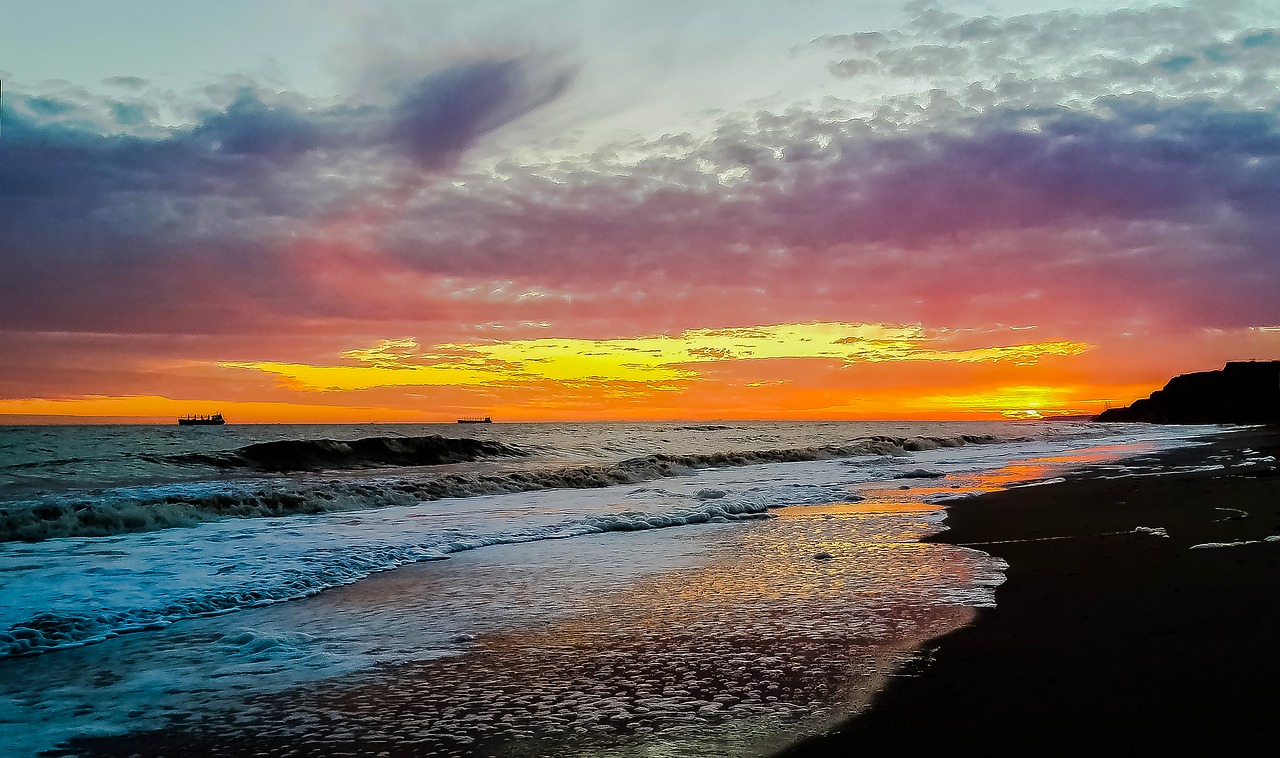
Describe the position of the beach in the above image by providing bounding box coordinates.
[784,426,1280,754]
[4,421,1270,756]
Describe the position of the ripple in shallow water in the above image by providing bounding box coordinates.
[64,503,1002,757]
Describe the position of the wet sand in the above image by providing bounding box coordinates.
[781,427,1280,754]
[55,494,991,757]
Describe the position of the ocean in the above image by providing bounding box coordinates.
[0,420,1214,756]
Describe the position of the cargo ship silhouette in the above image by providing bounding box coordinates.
[178,413,225,426]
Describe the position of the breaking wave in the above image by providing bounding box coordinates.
[0,499,776,658]
[159,434,527,472]
[0,434,999,543]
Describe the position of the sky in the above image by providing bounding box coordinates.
[1,0,1278,423]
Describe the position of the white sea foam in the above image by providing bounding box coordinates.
[1,423,1206,660]
[0,517,994,757]
[1010,476,1067,488]
[0,490,780,658]
[1237,454,1277,466]
[0,436,998,542]
[1190,536,1280,550]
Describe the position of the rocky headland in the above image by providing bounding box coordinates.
[1096,361,1280,424]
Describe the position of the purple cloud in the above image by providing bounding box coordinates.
[2,1,1278,352]
[358,96,1280,333]
[0,55,573,333]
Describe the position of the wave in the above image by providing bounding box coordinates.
[0,434,999,543]
[159,434,527,472]
[1,455,94,471]
[0,499,775,658]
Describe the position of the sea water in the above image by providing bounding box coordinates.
[0,420,1210,755]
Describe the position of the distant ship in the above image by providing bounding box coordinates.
[178,413,226,426]
[457,416,493,424]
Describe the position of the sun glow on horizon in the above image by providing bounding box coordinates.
[0,321,1123,422]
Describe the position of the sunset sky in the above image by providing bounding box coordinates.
[2,0,1279,422]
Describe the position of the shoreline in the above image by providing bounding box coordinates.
[49,471,990,757]
[31,425,1267,756]
[779,426,1280,754]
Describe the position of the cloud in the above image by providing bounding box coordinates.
[3,0,1280,415]
[102,75,151,91]
[816,0,1280,111]
[228,322,1090,392]
[13,78,1278,340]
[361,94,1280,332]
[0,54,573,333]
[388,57,574,167]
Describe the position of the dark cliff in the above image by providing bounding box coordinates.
[1095,361,1280,424]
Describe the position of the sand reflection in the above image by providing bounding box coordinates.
[67,443,1155,757]
[72,497,1001,757]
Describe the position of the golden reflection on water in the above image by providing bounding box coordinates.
[859,441,1157,505]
